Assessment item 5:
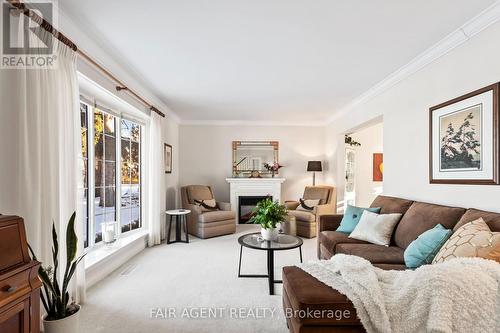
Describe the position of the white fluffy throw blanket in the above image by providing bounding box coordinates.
[298,255,500,333]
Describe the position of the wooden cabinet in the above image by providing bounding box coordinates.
[0,216,42,333]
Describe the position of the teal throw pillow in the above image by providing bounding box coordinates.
[336,205,381,234]
[404,224,452,268]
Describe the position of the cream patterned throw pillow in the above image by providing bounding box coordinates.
[432,218,500,264]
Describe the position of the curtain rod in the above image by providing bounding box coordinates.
[6,0,166,118]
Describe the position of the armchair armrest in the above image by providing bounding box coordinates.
[314,204,334,217]
[284,200,300,210]
[217,202,232,211]
[318,214,344,232]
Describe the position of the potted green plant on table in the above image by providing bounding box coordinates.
[29,212,85,333]
[248,198,288,241]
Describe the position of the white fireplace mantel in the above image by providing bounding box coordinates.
[225,177,285,218]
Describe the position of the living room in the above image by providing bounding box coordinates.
[0,1,499,333]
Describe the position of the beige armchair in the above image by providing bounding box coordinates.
[285,185,337,238]
[181,185,236,239]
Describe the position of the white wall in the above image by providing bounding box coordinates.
[326,20,500,212]
[179,125,326,202]
[350,122,384,207]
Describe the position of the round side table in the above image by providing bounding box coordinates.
[166,209,191,244]
[237,232,303,295]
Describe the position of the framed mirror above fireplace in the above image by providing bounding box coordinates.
[232,141,279,177]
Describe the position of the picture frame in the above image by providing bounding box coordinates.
[429,83,499,185]
[164,143,172,174]
[373,153,383,182]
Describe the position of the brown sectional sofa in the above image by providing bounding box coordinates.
[283,195,500,333]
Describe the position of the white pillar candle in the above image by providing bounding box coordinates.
[103,230,115,243]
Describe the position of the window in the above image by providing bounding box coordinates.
[120,120,142,233]
[93,109,117,243]
[79,100,143,248]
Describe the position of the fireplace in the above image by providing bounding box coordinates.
[238,195,272,224]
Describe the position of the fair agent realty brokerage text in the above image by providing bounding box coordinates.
[150,306,352,321]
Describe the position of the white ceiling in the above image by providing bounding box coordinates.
[60,0,496,123]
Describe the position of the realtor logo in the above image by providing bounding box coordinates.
[1,1,57,68]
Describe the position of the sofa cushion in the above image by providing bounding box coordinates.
[335,243,405,264]
[393,202,465,249]
[198,210,235,223]
[349,211,402,246]
[303,186,331,204]
[282,266,360,326]
[319,231,368,253]
[404,224,452,268]
[336,205,381,234]
[454,208,500,232]
[186,185,214,203]
[433,218,499,264]
[288,210,315,222]
[370,195,414,215]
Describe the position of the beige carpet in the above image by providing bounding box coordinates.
[80,224,317,333]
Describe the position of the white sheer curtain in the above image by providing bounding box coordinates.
[8,27,86,302]
[147,112,163,246]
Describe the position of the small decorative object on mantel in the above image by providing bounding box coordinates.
[345,134,361,147]
[164,143,173,174]
[249,170,262,178]
[373,153,384,181]
[264,162,283,177]
[248,198,287,241]
[430,83,499,185]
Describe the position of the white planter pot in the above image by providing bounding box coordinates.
[43,305,80,333]
[261,227,279,241]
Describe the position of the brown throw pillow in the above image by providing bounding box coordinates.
[432,218,499,264]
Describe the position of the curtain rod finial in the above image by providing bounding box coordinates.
[116,86,127,91]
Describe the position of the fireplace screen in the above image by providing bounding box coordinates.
[238,195,272,224]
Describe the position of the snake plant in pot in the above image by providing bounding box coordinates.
[248,198,288,241]
[29,212,85,333]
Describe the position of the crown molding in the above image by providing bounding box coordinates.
[327,0,500,124]
[180,119,326,127]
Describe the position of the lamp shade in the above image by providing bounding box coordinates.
[307,161,322,172]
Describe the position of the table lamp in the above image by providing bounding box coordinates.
[307,161,322,186]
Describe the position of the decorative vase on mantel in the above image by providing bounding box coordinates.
[271,170,275,178]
